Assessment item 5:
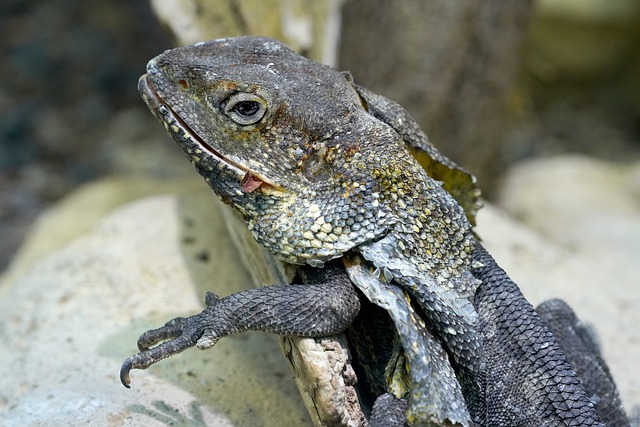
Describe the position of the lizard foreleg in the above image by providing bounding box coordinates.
[120,264,360,387]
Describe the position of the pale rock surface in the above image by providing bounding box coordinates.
[0,182,310,427]
[1,154,638,425]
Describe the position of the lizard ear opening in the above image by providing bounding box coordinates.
[340,71,369,112]
[340,71,354,83]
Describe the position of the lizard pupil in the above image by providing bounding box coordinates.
[234,101,260,117]
[224,93,267,125]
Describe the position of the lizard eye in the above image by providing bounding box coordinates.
[224,93,267,125]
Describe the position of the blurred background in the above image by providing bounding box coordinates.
[1,0,639,272]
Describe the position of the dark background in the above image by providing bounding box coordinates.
[1,0,639,271]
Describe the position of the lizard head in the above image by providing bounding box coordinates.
[139,37,416,265]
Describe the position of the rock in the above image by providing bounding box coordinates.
[0,182,310,426]
[1,160,637,424]
[1,177,201,288]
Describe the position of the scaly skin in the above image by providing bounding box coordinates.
[122,37,631,426]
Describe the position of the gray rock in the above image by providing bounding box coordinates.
[1,158,637,425]
[0,186,310,426]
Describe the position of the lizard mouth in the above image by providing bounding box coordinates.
[139,74,281,194]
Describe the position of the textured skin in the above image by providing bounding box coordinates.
[468,246,627,426]
[369,394,409,426]
[536,299,630,427]
[122,37,631,426]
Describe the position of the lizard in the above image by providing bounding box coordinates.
[120,36,631,426]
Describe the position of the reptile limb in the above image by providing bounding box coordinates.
[120,263,360,388]
[536,299,630,426]
[469,244,608,426]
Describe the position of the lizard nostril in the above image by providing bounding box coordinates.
[178,79,189,90]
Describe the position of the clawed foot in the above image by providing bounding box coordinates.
[120,292,222,388]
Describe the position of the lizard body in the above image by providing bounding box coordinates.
[121,37,631,426]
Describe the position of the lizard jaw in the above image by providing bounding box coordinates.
[138,74,282,194]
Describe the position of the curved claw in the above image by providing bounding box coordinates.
[120,295,223,388]
[120,333,201,388]
[120,358,133,388]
